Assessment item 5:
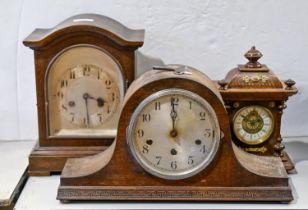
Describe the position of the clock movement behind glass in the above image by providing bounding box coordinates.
[23,14,144,175]
[57,65,292,202]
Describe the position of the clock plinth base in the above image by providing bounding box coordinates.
[281,151,295,173]
[57,185,292,202]
[28,143,107,176]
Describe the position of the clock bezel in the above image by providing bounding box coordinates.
[126,88,221,180]
[44,44,125,139]
[232,105,274,145]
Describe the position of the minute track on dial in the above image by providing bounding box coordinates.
[233,105,274,145]
[127,89,221,180]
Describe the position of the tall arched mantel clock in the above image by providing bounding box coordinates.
[23,14,144,176]
[218,46,297,172]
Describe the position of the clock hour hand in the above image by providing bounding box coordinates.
[96,97,105,107]
[170,97,178,138]
[83,93,90,127]
[86,94,105,107]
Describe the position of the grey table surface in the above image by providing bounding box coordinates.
[0,140,33,206]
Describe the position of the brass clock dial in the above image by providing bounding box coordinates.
[47,45,124,138]
[233,105,274,145]
[127,89,220,180]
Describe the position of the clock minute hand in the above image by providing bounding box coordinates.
[170,97,178,138]
[83,93,90,127]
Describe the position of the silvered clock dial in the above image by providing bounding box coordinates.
[47,45,124,138]
[127,89,220,180]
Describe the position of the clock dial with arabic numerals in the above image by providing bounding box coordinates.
[127,89,220,180]
[23,14,145,175]
[47,45,124,138]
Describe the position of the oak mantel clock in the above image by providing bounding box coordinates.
[23,14,144,176]
[57,65,292,202]
[217,47,297,172]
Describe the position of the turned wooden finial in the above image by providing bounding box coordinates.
[244,46,263,68]
[218,79,228,90]
[285,79,296,90]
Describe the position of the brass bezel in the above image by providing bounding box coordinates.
[232,105,274,145]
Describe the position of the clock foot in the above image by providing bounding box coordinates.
[281,151,296,173]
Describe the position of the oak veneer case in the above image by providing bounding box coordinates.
[218,47,297,172]
[23,14,144,176]
[57,64,294,202]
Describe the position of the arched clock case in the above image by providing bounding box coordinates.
[57,65,292,202]
[23,14,144,175]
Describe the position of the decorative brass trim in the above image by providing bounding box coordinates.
[244,147,267,153]
[241,75,269,83]
[233,102,240,108]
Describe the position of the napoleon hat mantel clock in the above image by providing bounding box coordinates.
[217,47,297,172]
[57,65,292,202]
[23,14,144,176]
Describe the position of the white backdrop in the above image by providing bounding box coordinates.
[0,0,307,141]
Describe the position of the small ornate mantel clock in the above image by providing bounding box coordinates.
[218,46,297,172]
[57,65,292,202]
[23,14,144,175]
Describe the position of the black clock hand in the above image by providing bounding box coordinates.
[83,93,90,127]
[96,97,105,107]
[170,97,178,138]
[85,94,105,107]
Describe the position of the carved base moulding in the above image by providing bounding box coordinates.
[57,186,292,202]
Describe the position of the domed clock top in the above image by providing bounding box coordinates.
[23,14,144,50]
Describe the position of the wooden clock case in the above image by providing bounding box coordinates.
[57,65,292,202]
[23,14,144,176]
[217,47,297,172]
